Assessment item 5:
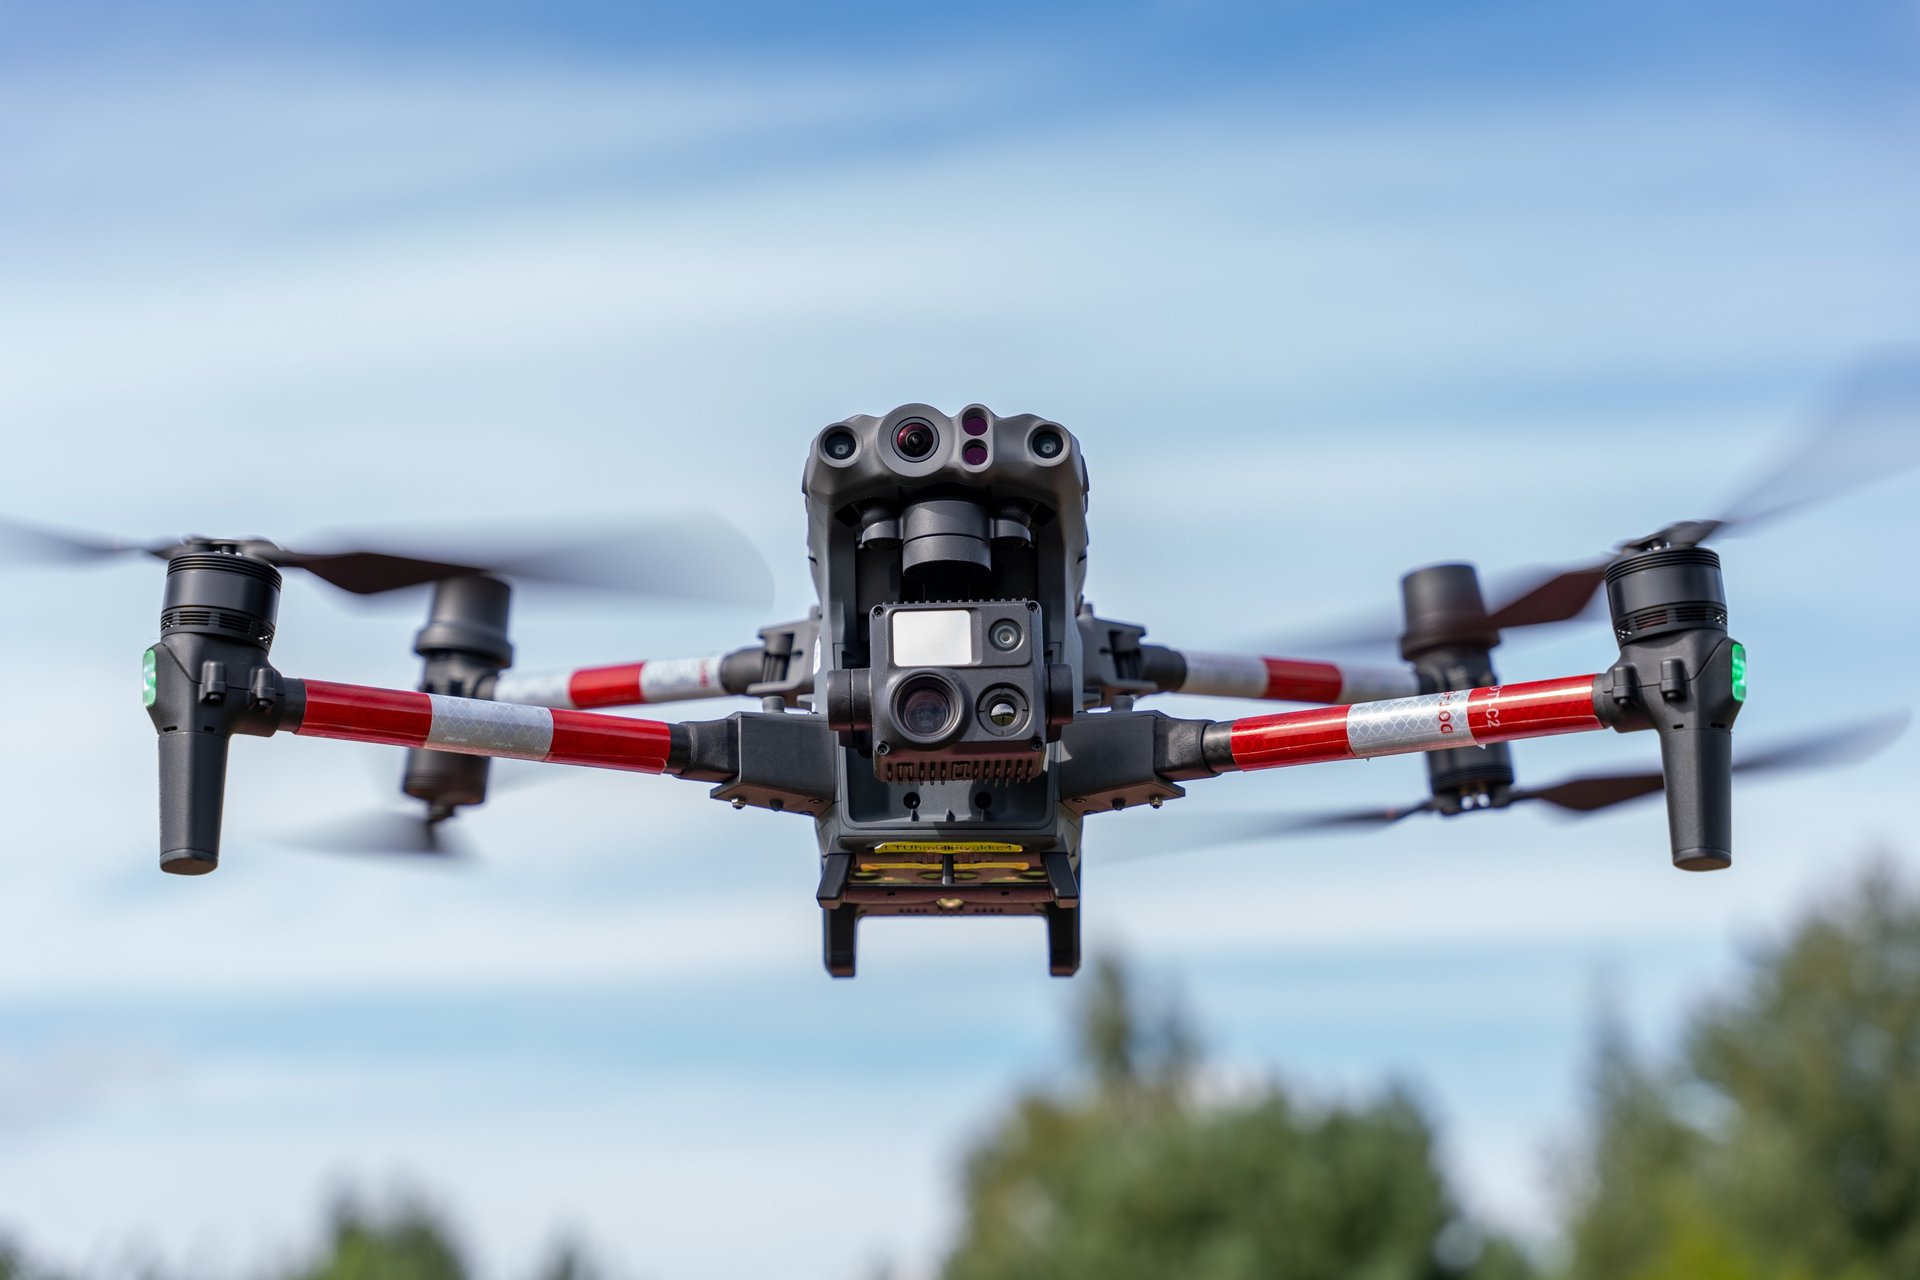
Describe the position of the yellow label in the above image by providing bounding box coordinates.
[860,861,1034,872]
[871,840,1024,856]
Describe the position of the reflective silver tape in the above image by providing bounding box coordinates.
[639,655,725,703]
[426,695,554,760]
[1177,651,1270,699]
[489,670,577,710]
[1335,664,1422,704]
[1344,689,1476,757]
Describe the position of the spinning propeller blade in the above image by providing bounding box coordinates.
[1255,349,1920,648]
[1472,348,1920,630]
[0,512,774,607]
[282,808,474,861]
[0,520,177,564]
[279,758,557,864]
[1130,713,1906,854]
[1511,711,1910,813]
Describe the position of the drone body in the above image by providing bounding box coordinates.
[119,395,1791,980]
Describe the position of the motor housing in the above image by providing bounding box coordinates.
[1600,547,1744,870]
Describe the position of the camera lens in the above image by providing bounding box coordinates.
[894,420,937,460]
[894,674,961,744]
[822,429,857,460]
[976,685,1029,735]
[1031,428,1064,459]
[989,619,1022,651]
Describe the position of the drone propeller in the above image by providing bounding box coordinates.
[1169,798,1441,845]
[277,757,561,864]
[1265,349,1920,650]
[282,806,474,861]
[1131,712,1907,853]
[1508,711,1909,812]
[0,513,774,606]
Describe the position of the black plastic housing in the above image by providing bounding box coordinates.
[1601,548,1743,871]
[404,576,512,812]
[144,550,288,874]
[865,600,1051,783]
[1399,564,1514,810]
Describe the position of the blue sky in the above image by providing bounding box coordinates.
[2,2,1918,1277]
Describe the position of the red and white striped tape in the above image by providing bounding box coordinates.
[294,680,674,773]
[1177,651,1421,705]
[491,655,729,710]
[1225,674,1602,771]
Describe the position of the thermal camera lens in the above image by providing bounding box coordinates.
[986,699,1018,728]
[1031,428,1064,459]
[822,429,857,460]
[895,676,960,743]
[894,421,937,460]
[989,619,1022,651]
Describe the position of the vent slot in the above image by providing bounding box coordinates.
[877,755,1040,785]
[1614,603,1726,639]
[161,606,275,644]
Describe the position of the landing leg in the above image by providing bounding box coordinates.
[823,905,857,978]
[1044,903,1080,977]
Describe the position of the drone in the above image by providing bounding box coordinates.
[10,357,1914,977]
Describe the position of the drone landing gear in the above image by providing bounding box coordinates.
[820,902,1079,978]
[823,905,858,978]
[1045,903,1080,978]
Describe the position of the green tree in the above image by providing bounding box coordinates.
[531,1238,610,1280]
[287,1196,467,1280]
[1562,865,1920,1280]
[943,957,1535,1280]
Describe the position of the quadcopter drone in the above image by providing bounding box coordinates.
[16,358,1913,977]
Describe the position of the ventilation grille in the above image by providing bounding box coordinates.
[1614,603,1726,639]
[878,755,1040,784]
[161,606,275,644]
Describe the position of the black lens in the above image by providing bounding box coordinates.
[894,675,961,744]
[1031,428,1063,459]
[989,619,1022,651]
[823,429,857,460]
[895,421,937,460]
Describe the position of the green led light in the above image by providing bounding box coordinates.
[142,647,158,707]
[1730,642,1747,703]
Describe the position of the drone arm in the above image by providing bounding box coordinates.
[1200,674,1604,772]
[488,648,763,709]
[282,678,835,813]
[484,610,823,711]
[1142,645,1421,705]
[1056,675,1605,814]
[288,679,680,772]
[1075,613,1417,707]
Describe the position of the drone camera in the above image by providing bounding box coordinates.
[866,600,1052,781]
[893,418,938,461]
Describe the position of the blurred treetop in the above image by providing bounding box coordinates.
[942,957,1536,1280]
